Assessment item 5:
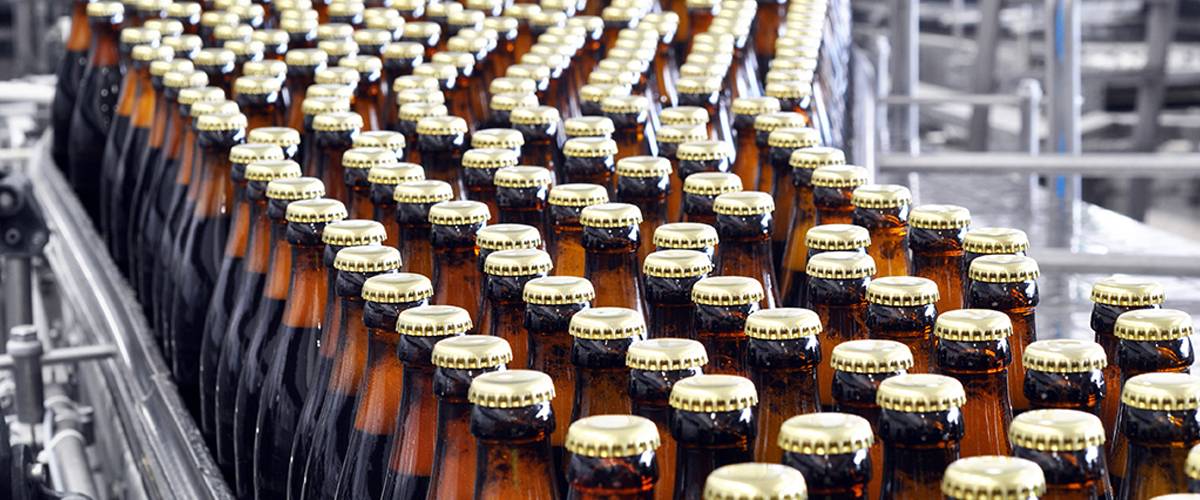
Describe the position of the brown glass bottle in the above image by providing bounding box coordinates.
[1089,276,1165,444]
[655,125,707,222]
[561,137,618,196]
[547,184,608,277]
[746,308,822,463]
[475,223,544,284]
[462,148,521,219]
[830,339,913,500]
[51,0,95,168]
[472,128,527,156]
[307,111,363,202]
[851,184,911,279]
[809,164,867,227]
[479,248,554,368]
[167,1,200,34]
[281,14,319,51]
[805,252,875,406]
[284,48,329,134]
[791,224,872,310]
[691,276,764,377]
[248,127,302,161]
[382,42,426,129]
[353,27,390,57]
[397,102,449,163]
[966,254,1040,413]
[961,227,1029,291]
[779,412,873,500]
[486,90,538,130]
[564,415,660,500]
[729,97,781,190]
[355,130,407,164]
[198,10,237,47]
[233,75,286,132]
[569,307,645,424]
[778,147,846,306]
[1116,373,1200,499]
[934,309,1014,457]
[941,456,1047,500]
[415,115,469,196]
[580,202,646,312]
[627,338,707,500]
[392,180,452,278]
[495,166,552,232]
[67,2,124,216]
[338,147,397,219]
[876,373,966,499]
[602,95,655,159]
[713,191,779,308]
[298,97,352,175]
[508,105,561,174]
[653,223,719,262]
[660,107,710,137]
[910,203,971,314]
[866,276,939,374]
[681,172,741,226]
[1010,409,1113,500]
[616,156,673,261]
[429,200,491,324]
[1023,339,1108,415]
[469,369,563,499]
[750,112,807,194]
[669,374,758,500]
[643,250,713,342]
[340,55,388,130]
[367,162,424,248]
[765,128,821,269]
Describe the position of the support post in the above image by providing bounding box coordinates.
[967,0,1004,151]
[1045,0,1082,249]
[890,0,919,155]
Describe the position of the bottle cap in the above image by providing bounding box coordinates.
[302,96,352,116]
[152,58,191,79]
[252,28,289,47]
[754,111,807,133]
[565,415,659,458]
[196,112,248,132]
[341,147,397,171]
[934,309,1013,341]
[327,1,364,18]
[790,147,846,169]
[121,27,160,45]
[643,250,713,279]
[942,456,1046,500]
[494,166,552,189]
[656,124,709,145]
[691,276,765,306]
[393,180,454,204]
[765,81,813,100]
[963,227,1030,254]
[315,66,361,85]
[285,48,328,68]
[161,36,201,59]
[428,200,491,225]
[563,137,619,158]
[472,128,525,149]
[286,198,348,223]
[703,463,807,500]
[223,39,264,57]
[484,248,553,277]
[670,374,758,412]
[361,273,434,304]
[852,184,912,209]
[189,100,239,118]
[601,95,650,115]
[339,55,384,76]
[416,115,468,135]
[1009,409,1105,452]
[1122,372,1200,411]
[1023,339,1106,373]
[193,48,236,69]
[392,75,440,93]
[866,276,939,307]
[731,96,781,117]
[805,224,870,251]
[316,22,355,41]
[831,339,914,373]
[317,39,359,58]
[354,131,406,152]
[616,156,671,178]
[382,42,425,61]
[676,140,732,161]
[476,223,543,251]
[713,191,774,216]
[766,127,820,149]
[653,223,718,250]
[281,16,319,35]
[1090,276,1166,306]
[523,276,595,305]
[968,255,1040,283]
[876,373,967,412]
[910,204,971,230]
[447,34,489,54]
[432,50,476,70]
[683,172,742,196]
[461,148,519,170]
[241,59,288,79]
[229,144,284,164]
[580,203,643,228]
[245,160,302,182]
[402,21,441,40]
[745,308,821,340]
[353,28,393,47]
[548,184,609,208]
[368,163,425,185]
[806,251,876,280]
[569,307,646,340]
[323,219,388,247]
[333,245,401,272]
[579,83,632,104]
[266,177,325,201]
[1115,309,1193,341]
[485,77,538,97]
[166,2,200,19]
[677,76,723,95]
[398,102,448,122]
[661,106,710,127]
[508,64,552,85]
[489,92,539,112]
[395,304,473,336]
[811,165,868,188]
[199,10,237,27]
[169,74,213,94]
[468,369,555,408]
[626,338,707,371]
[132,45,173,63]
[432,335,512,369]
[313,111,364,132]
[778,412,873,454]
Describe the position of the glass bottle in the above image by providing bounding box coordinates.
[252,29,289,60]
[578,82,630,117]
[866,276,939,374]
[876,373,966,499]
[966,254,1040,413]
[787,223,871,309]
[713,191,779,308]
[233,74,286,131]
[653,222,719,262]
[627,338,707,500]
[193,47,237,96]
[779,412,873,500]
[548,184,609,277]
[765,127,821,269]
[1089,276,1165,444]
[1023,339,1108,415]
[424,336,512,500]
[779,147,846,306]
[469,370,562,499]
[644,250,713,342]
[355,129,409,162]
[810,164,867,226]
[318,39,359,68]
[617,156,673,261]
[669,374,759,500]
[562,137,619,197]
[691,276,764,377]
[198,10,237,47]
[674,77,725,139]
[392,180,453,277]
[656,124,708,222]
[1010,409,1113,500]
[961,227,1029,290]
[382,42,426,129]
[495,166,553,232]
[249,127,302,161]
[479,248,554,368]
[415,115,468,197]
[51,0,95,169]
[746,308,822,463]
[167,1,200,35]
[702,463,807,500]
[284,48,329,133]
[308,110,364,202]
[67,2,125,216]
[934,309,1014,457]
[1118,373,1200,498]
[910,203,971,314]
[941,456,1047,500]
[729,96,781,190]
[660,106,710,135]
[281,14,319,51]
[401,21,441,59]
[368,162,425,248]
[751,112,807,193]
[485,91,539,130]
[475,224,543,284]
[569,307,646,423]
[851,184,911,278]
[397,102,449,163]
[804,251,875,406]
[462,148,521,219]
[338,147,398,219]
[830,339,913,500]
[580,202,646,312]
[353,27,391,57]
[429,200,491,323]
[681,172,741,226]
[340,54,387,131]
[298,97,353,174]
[473,128,527,156]
[602,95,655,159]
[564,415,661,499]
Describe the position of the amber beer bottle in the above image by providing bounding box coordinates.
[307,111,363,202]
[100,29,159,233]
[495,166,553,231]
[849,184,911,278]
[1107,309,1194,492]
[678,141,735,221]
[392,180,452,278]
[746,308,822,463]
[249,127,302,161]
[51,0,94,168]
[653,223,719,262]
[1089,276,1165,443]
[751,112,807,193]
[876,373,966,499]
[548,187,609,277]
[479,249,554,368]
[416,115,469,195]
[1116,373,1200,498]
[473,128,527,156]
[342,55,388,130]
[657,125,708,222]
[1010,409,1113,499]
[691,276,764,378]
[784,223,869,308]
[807,252,875,406]
[934,309,1014,457]
[729,97,781,189]
[368,161,425,248]
[67,2,125,216]
[713,191,779,308]
[564,415,660,499]
[830,339,913,500]
[644,250,713,341]
[941,456,1046,500]
[469,369,562,499]
[233,75,286,131]
[966,254,1040,413]
[866,276,939,374]
[766,128,821,267]
[779,147,846,305]
[356,130,408,164]
[284,49,329,134]
[429,200,491,323]
[561,137,619,196]
[340,147,399,219]
[909,203,971,314]
[669,374,758,500]
[616,156,673,261]
[961,227,1029,289]
[462,148,521,219]
[580,202,646,312]
[702,463,807,500]
[475,224,544,281]
[569,307,646,423]
[1022,339,1108,415]
[626,338,707,500]
[382,43,426,129]
[779,412,873,500]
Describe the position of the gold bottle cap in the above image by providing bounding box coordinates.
[167,2,200,19]
[342,147,398,170]
[942,456,1046,500]
[731,97,781,117]
[1114,309,1193,341]
[790,147,846,169]
[152,58,188,77]
[564,117,616,139]
[462,148,520,170]
[745,308,821,340]
[489,92,539,112]
[509,105,562,126]
[765,80,813,100]
[1023,339,1107,373]
[910,204,971,230]
[229,143,285,164]
[395,88,446,106]
[1009,409,1106,452]
[432,334,512,369]
[315,66,361,85]
[677,140,733,162]
[281,16,319,35]
[523,276,596,305]
[367,163,425,185]
[431,50,476,70]
[354,130,406,152]
[196,111,249,132]
[963,227,1030,254]
[805,224,870,251]
[670,374,758,412]
[616,156,671,178]
[1150,494,1200,500]
[753,111,807,133]
[482,15,519,34]
[494,166,552,189]
[233,75,282,96]
[212,23,253,43]
[398,102,448,122]
[1122,372,1200,411]
[285,48,328,67]
[416,115,468,136]
[778,412,873,454]
[713,191,774,216]
[626,338,708,371]
[579,82,632,103]
[600,5,640,22]
[565,415,660,458]
[252,28,289,47]
[333,244,401,272]
[657,124,709,145]
[866,276,939,307]
[601,95,650,114]
[852,184,911,209]
[428,200,490,225]
[193,48,236,68]
[353,28,393,47]
[382,41,425,61]
[402,21,441,41]
[831,339,914,374]
[643,249,713,279]
[811,165,868,188]
[766,127,820,149]
[309,85,356,100]
[691,276,765,306]
[131,45,172,63]
[1090,276,1166,306]
[569,307,646,340]
[676,76,723,95]
[529,9,566,28]
[285,198,348,223]
[771,56,819,72]
[661,106,710,127]
[468,369,556,408]
[189,100,239,118]
[548,183,609,207]
[466,0,502,13]
[968,255,1040,283]
[653,223,718,250]
[484,248,553,277]
[683,172,742,196]
[317,39,359,58]
[876,373,966,412]
[223,39,264,57]
[302,96,352,116]
[580,203,643,228]
[393,180,454,204]
[199,10,237,27]
[137,0,169,11]
[703,463,807,500]
[161,34,201,55]
[316,22,355,41]
[934,309,1013,341]
[242,59,287,79]
[338,54,384,75]
[266,177,325,201]
[121,27,160,45]
[476,223,543,251]
[396,304,473,336]
[1190,445,1200,480]
[507,64,552,84]
[245,160,302,182]
[312,111,364,132]
[176,85,222,105]
[472,128,525,149]
[489,77,539,96]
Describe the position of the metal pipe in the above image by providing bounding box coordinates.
[882,94,1026,107]
[1033,249,1200,277]
[4,256,33,351]
[1045,0,1082,249]
[7,324,43,425]
[890,0,919,155]
[43,387,101,499]
[876,152,1200,177]
[1128,0,1179,221]
[967,0,1003,150]
[1017,79,1043,155]
[0,344,118,370]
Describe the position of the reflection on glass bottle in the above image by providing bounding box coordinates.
[941,456,1046,500]
[933,309,1014,457]
[1010,409,1113,499]
[831,339,913,500]
[564,415,661,499]
[746,308,822,463]
[1116,373,1200,499]
[669,374,758,500]
[877,374,965,499]
[779,412,873,500]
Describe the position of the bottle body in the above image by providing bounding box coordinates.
[878,408,963,499]
[935,337,1013,457]
[670,408,756,500]
[748,336,821,463]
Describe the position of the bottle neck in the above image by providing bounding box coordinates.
[88,21,121,66]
